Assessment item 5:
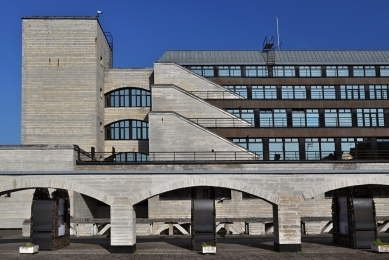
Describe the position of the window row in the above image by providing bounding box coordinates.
[105,88,151,107]
[189,65,389,78]
[232,137,389,161]
[227,108,388,128]
[224,85,388,100]
[114,152,149,162]
[105,120,148,140]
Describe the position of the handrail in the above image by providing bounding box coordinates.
[75,148,389,163]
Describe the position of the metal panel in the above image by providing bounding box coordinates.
[353,198,375,230]
[32,232,52,250]
[32,200,54,231]
[193,199,214,233]
[355,230,375,249]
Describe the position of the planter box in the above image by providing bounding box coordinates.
[371,244,389,252]
[19,245,39,254]
[202,246,216,254]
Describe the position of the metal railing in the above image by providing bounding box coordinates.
[190,91,242,99]
[189,118,250,127]
[75,147,389,164]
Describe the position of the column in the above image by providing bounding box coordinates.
[110,197,136,253]
[273,197,301,252]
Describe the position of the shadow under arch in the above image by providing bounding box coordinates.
[128,177,278,206]
[301,175,389,203]
[0,177,114,205]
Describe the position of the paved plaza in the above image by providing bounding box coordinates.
[1,230,388,259]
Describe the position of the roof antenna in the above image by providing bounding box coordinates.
[276,17,281,50]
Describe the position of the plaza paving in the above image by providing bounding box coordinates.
[1,230,389,259]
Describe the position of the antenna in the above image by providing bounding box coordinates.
[276,17,280,50]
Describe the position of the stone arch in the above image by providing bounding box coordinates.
[128,176,279,205]
[0,177,114,205]
[301,175,389,202]
[104,85,151,94]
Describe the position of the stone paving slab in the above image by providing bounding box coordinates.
[1,230,389,259]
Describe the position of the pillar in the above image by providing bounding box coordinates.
[110,197,136,253]
[273,197,301,252]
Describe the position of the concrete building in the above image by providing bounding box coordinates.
[1,16,389,253]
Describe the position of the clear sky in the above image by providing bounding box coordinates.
[1,0,389,145]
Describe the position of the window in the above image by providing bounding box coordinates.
[259,109,287,128]
[269,138,299,160]
[324,109,352,127]
[252,85,277,99]
[299,66,321,77]
[340,85,365,99]
[306,109,319,127]
[284,66,296,77]
[189,66,214,77]
[115,152,148,162]
[106,88,151,107]
[227,109,254,125]
[357,109,385,127]
[224,86,248,98]
[218,66,241,77]
[325,109,338,127]
[282,86,306,99]
[353,66,376,77]
[245,66,268,77]
[311,86,335,99]
[105,120,149,140]
[233,138,263,159]
[326,66,349,77]
[380,66,389,76]
[338,109,352,127]
[292,110,305,127]
[369,85,388,99]
[305,138,320,160]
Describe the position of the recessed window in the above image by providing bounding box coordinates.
[115,152,148,162]
[105,88,151,107]
[105,120,148,140]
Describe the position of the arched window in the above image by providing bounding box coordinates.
[105,88,151,107]
[115,152,149,162]
[105,120,148,140]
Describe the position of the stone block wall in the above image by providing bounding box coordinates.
[21,18,110,152]
[148,112,256,159]
[152,85,250,127]
[154,63,240,98]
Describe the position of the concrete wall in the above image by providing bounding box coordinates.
[104,69,153,93]
[152,85,250,127]
[148,112,256,160]
[21,18,110,152]
[0,145,75,171]
[154,63,241,99]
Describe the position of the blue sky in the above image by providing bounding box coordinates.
[1,0,389,145]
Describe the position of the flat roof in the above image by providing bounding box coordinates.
[22,16,98,20]
[158,50,389,65]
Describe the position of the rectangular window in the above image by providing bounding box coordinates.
[357,108,384,127]
[260,110,273,127]
[292,110,305,127]
[282,86,293,99]
[325,109,338,127]
[311,86,324,99]
[225,86,247,98]
[338,66,349,77]
[341,85,365,99]
[380,66,389,76]
[305,138,320,160]
[269,138,283,160]
[326,66,337,77]
[252,86,277,99]
[321,138,335,159]
[353,66,364,77]
[284,138,299,160]
[311,66,322,77]
[230,66,241,77]
[273,109,287,127]
[218,66,229,77]
[284,66,296,77]
[246,66,257,77]
[306,109,319,127]
[282,86,306,99]
[365,66,376,77]
[299,66,310,77]
[257,66,268,77]
[203,66,214,77]
[369,85,388,99]
[338,109,352,127]
[274,66,284,77]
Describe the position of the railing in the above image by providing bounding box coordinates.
[191,89,388,100]
[225,116,385,128]
[75,147,389,163]
[190,91,243,99]
[189,118,250,127]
